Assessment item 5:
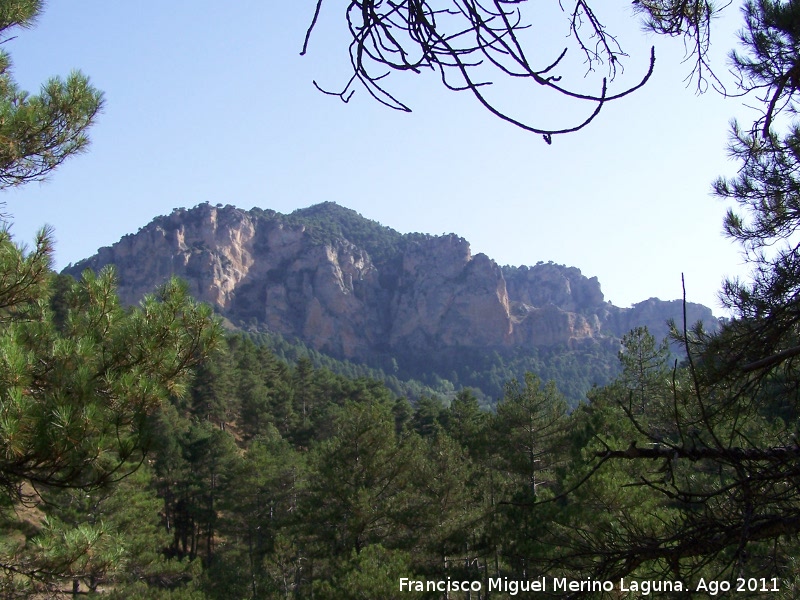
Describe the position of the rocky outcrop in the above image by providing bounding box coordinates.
[504,263,606,312]
[80,204,260,309]
[388,237,512,350]
[64,203,718,360]
[603,297,716,339]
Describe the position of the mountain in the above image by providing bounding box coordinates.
[63,202,718,403]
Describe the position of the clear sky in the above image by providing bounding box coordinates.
[2,1,756,314]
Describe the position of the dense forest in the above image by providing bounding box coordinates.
[3,0,800,598]
[6,324,800,598]
[243,327,622,410]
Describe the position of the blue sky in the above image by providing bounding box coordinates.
[2,1,755,314]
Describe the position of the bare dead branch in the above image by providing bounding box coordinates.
[302,0,665,140]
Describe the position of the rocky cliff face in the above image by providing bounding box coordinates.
[64,203,717,360]
[388,236,512,350]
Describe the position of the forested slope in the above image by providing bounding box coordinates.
[18,326,798,598]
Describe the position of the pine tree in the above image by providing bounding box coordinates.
[0,0,102,189]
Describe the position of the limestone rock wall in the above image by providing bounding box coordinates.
[64,203,717,360]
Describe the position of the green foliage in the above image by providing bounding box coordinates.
[313,545,425,600]
[246,329,449,402]
[395,342,620,408]
[0,248,220,592]
[0,0,102,189]
[493,374,568,497]
[302,398,427,556]
[443,389,489,454]
[26,518,124,594]
[0,255,219,496]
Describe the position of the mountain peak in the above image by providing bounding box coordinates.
[291,201,360,220]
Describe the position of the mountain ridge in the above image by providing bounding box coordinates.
[64,201,718,402]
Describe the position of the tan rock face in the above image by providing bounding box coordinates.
[388,237,512,349]
[510,304,597,347]
[504,263,605,312]
[87,204,261,309]
[65,203,716,360]
[260,237,381,357]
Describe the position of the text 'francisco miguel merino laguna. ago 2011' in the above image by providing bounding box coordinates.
[399,576,781,595]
